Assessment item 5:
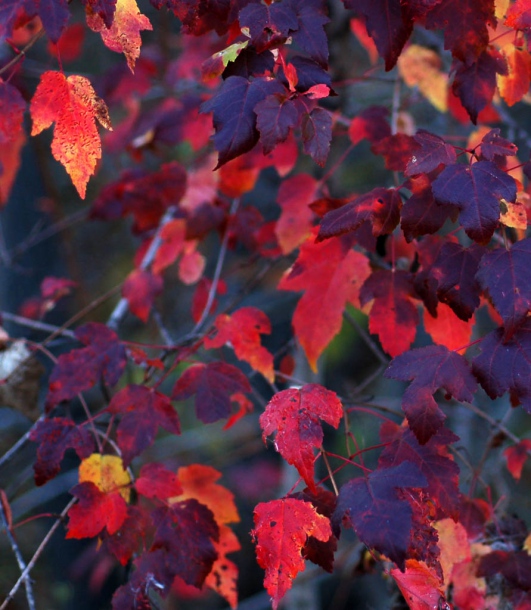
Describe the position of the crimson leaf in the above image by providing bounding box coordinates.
[385,345,477,444]
[431,160,516,244]
[405,130,457,176]
[334,461,427,570]
[255,94,299,155]
[238,2,298,53]
[171,361,251,424]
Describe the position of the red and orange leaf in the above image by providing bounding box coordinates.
[423,304,475,351]
[29,417,95,486]
[204,307,274,382]
[275,173,317,254]
[152,219,186,275]
[46,323,126,408]
[66,481,128,538]
[48,23,85,62]
[205,525,240,609]
[174,464,239,525]
[259,384,343,492]
[122,268,163,323]
[385,345,477,444]
[360,269,419,357]
[135,463,183,500]
[171,361,251,424]
[391,560,446,610]
[30,71,112,199]
[79,453,131,501]
[86,0,152,72]
[503,439,531,481]
[506,0,531,29]
[435,518,471,584]
[279,231,371,370]
[107,384,180,466]
[252,498,332,610]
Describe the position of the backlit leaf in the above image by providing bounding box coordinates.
[252,498,332,609]
[79,453,131,501]
[260,384,343,492]
[391,560,446,609]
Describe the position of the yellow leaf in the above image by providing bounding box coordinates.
[397,45,448,112]
[79,453,131,502]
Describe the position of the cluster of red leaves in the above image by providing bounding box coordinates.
[6,0,531,609]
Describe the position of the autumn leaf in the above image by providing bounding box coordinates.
[86,0,152,72]
[79,453,131,501]
[391,560,446,609]
[204,307,274,382]
[107,384,181,466]
[252,498,332,609]
[278,231,371,370]
[504,440,531,481]
[66,481,128,538]
[122,268,163,323]
[30,71,112,199]
[30,418,95,486]
[135,463,183,500]
[206,525,240,610]
[260,384,343,492]
[398,45,448,112]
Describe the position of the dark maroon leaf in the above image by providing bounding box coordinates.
[202,76,286,167]
[317,187,402,241]
[478,551,531,591]
[286,0,330,68]
[289,57,332,92]
[405,130,457,176]
[46,323,127,408]
[162,0,231,35]
[112,549,168,610]
[430,242,485,321]
[238,2,298,53]
[385,345,477,444]
[371,133,419,172]
[379,425,461,519]
[30,418,95,486]
[105,505,150,566]
[151,499,219,586]
[171,361,251,424]
[424,0,496,64]
[107,385,181,466]
[222,47,275,79]
[480,128,518,160]
[476,239,531,338]
[81,0,116,28]
[472,319,531,411]
[334,461,427,570]
[401,174,456,242]
[431,160,516,244]
[343,0,413,70]
[289,487,337,572]
[452,50,507,124]
[0,0,70,42]
[255,94,300,155]
[301,107,332,167]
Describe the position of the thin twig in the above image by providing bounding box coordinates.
[0,416,44,471]
[191,198,240,334]
[107,206,178,331]
[0,312,76,339]
[0,498,35,610]
[0,498,75,610]
[0,28,45,78]
[343,310,388,365]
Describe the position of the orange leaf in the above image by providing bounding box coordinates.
[252,498,332,610]
[204,307,274,382]
[174,464,239,525]
[423,303,475,351]
[497,43,531,106]
[205,525,241,609]
[30,71,112,199]
[435,518,471,585]
[86,0,152,72]
[397,45,448,112]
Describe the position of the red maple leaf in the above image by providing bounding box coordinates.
[135,463,183,500]
[504,440,531,481]
[405,130,457,176]
[104,505,150,565]
[122,268,163,323]
[360,269,419,357]
[385,345,477,444]
[334,461,427,569]
[252,498,332,609]
[0,80,26,144]
[66,481,128,538]
[171,361,251,424]
[301,106,332,167]
[46,323,127,408]
[371,133,419,171]
[30,417,95,486]
[204,307,274,382]
[391,560,446,610]
[278,231,371,370]
[259,384,343,492]
[349,106,391,146]
[431,160,516,244]
[107,384,181,466]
